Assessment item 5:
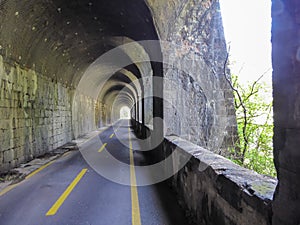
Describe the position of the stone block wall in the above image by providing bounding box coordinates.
[0,55,73,172]
[71,92,97,139]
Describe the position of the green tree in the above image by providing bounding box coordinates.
[231,74,276,177]
[223,54,276,177]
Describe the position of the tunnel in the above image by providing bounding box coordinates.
[0,0,300,225]
[0,0,163,139]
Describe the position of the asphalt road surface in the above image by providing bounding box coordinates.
[0,120,188,225]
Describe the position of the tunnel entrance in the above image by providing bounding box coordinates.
[120,106,130,119]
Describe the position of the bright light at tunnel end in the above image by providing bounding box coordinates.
[120,106,131,119]
[74,40,228,186]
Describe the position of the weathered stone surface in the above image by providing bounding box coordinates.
[272,0,300,224]
[0,55,73,172]
[147,0,238,155]
[168,136,276,225]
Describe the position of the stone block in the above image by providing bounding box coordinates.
[3,149,14,163]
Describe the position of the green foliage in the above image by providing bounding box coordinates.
[230,74,276,177]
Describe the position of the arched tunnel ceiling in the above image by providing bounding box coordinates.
[76,40,153,99]
[98,72,141,101]
[0,0,159,87]
[99,80,138,103]
[103,85,135,103]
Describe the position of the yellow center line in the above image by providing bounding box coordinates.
[78,131,103,147]
[46,168,88,216]
[128,127,141,225]
[26,161,54,180]
[98,143,107,153]
[111,123,122,136]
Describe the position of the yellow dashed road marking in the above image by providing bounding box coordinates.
[98,143,107,153]
[46,168,88,216]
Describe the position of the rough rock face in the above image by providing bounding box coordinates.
[272,0,300,224]
[147,0,238,154]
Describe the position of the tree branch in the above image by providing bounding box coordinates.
[223,47,248,162]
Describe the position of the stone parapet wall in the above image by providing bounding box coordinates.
[166,136,276,225]
[132,121,276,225]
